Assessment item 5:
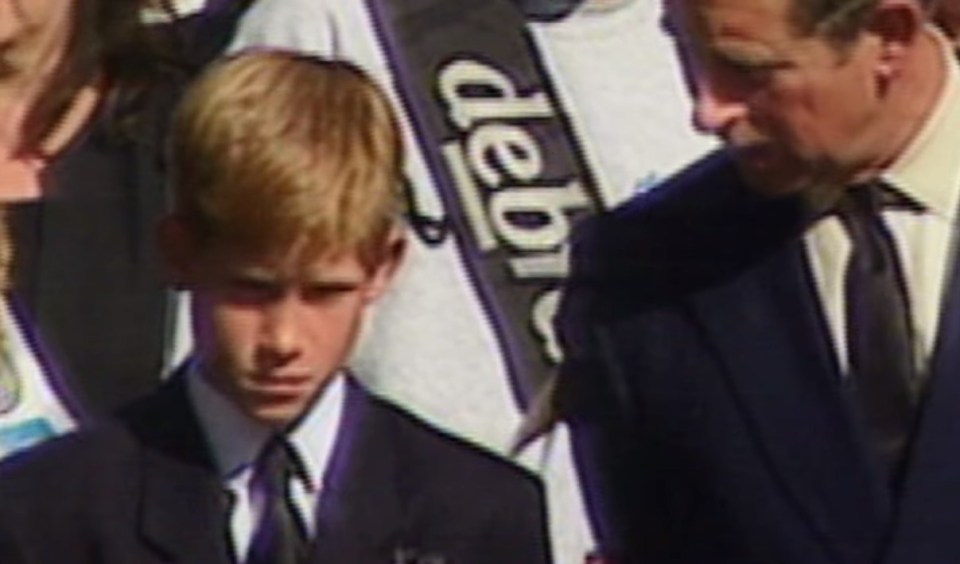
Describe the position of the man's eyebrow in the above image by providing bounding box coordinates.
[699,39,794,68]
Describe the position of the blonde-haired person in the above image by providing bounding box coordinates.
[0,0,191,435]
[0,50,551,564]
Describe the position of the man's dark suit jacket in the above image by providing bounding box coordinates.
[557,151,960,564]
[0,375,551,563]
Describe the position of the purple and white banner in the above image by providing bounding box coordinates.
[366,0,604,405]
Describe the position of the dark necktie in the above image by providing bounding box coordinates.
[838,184,919,482]
[247,436,308,564]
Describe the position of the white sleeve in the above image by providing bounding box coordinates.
[228,0,338,56]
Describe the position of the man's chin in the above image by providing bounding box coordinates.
[735,163,806,199]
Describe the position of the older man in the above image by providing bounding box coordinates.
[558,0,960,562]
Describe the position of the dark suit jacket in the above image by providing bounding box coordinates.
[0,376,551,563]
[557,151,960,564]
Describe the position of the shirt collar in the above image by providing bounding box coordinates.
[287,374,345,494]
[141,0,206,23]
[882,27,960,221]
[187,362,346,494]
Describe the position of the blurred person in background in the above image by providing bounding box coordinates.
[143,0,257,69]
[0,0,187,450]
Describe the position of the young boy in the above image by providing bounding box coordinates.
[0,50,551,564]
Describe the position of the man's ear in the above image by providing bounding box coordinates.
[156,215,198,290]
[362,226,408,303]
[868,0,924,80]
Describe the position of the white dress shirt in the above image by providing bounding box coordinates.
[187,366,345,560]
[805,28,960,375]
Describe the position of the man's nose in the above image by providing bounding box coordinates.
[691,78,745,137]
[0,1,23,44]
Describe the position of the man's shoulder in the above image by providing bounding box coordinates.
[597,150,740,219]
[579,150,744,259]
[570,149,806,301]
[566,151,743,301]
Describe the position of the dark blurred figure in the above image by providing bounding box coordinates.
[512,0,584,21]
[155,0,257,68]
[0,0,187,422]
[933,0,960,46]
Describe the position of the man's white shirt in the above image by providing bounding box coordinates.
[805,28,960,374]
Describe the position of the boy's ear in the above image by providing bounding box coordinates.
[363,226,407,303]
[156,215,198,290]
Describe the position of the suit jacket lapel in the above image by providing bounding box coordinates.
[309,379,406,562]
[120,373,233,564]
[689,223,889,563]
[884,233,960,562]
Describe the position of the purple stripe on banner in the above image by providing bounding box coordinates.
[366,0,603,406]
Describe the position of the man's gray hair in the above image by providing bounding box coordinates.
[793,0,932,41]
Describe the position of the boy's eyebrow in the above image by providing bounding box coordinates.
[228,267,281,282]
[301,272,366,287]
[230,265,367,286]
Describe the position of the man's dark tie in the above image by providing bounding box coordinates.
[838,184,919,483]
[247,436,309,564]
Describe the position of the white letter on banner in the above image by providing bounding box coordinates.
[438,59,553,130]
[443,142,498,251]
[489,181,590,251]
[532,289,563,363]
[467,123,543,188]
[509,245,569,280]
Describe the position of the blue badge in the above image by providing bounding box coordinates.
[0,418,57,454]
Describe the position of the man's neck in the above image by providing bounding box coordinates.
[852,26,949,185]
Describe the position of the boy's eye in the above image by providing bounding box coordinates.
[302,282,359,303]
[225,278,280,303]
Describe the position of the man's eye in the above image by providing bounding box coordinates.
[720,57,790,81]
[719,60,766,80]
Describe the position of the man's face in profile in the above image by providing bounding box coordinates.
[665,0,888,197]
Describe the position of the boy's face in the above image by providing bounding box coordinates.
[169,229,402,428]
